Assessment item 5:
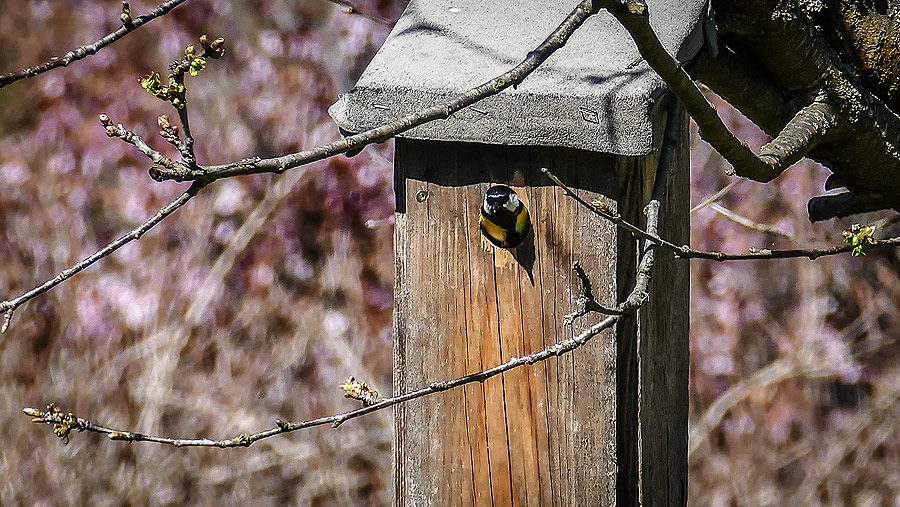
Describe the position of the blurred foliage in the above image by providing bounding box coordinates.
[689,95,900,506]
[2,1,900,506]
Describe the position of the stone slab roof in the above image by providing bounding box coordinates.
[329,0,708,156]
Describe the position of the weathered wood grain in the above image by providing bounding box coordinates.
[393,122,687,506]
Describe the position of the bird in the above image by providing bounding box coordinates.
[479,185,531,249]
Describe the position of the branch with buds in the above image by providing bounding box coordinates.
[0,0,188,88]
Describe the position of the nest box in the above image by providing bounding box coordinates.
[330,1,707,505]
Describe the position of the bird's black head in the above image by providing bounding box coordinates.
[483,185,520,217]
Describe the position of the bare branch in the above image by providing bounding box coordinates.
[756,99,842,172]
[808,191,899,222]
[545,169,900,262]
[676,237,900,261]
[566,261,624,324]
[100,115,183,171]
[22,312,621,447]
[604,1,841,183]
[690,180,741,216]
[149,0,598,182]
[0,182,206,333]
[708,203,794,239]
[0,0,189,89]
[541,167,681,250]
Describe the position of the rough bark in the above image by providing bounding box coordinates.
[691,0,900,220]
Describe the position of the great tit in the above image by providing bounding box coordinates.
[479,185,531,249]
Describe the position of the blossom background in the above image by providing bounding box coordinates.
[1,1,898,505]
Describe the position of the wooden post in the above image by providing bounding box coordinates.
[392,103,688,506]
[326,2,703,502]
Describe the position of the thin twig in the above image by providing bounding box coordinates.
[176,106,196,166]
[0,182,206,333]
[566,261,623,324]
[150,0,598,182]
[321,0,395,25]
[541,167,682,251]
[678,238,900,261]
[544,169,900,262]
[709,203,794,239]
[0,0,189,88]
[164,45,217,166]
[23,314,620,447]
[102,119,182,171]
[690,180,741,215]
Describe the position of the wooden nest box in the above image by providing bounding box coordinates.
[330,1,707,505]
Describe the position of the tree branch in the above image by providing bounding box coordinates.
[689,44,792,135]
[604,1,841,184]
[692,4,900,218]
[544,167,900,263]
[100,115,183,171]
[757,99,843,171]
[541,167,681,250]
[567,261,624,323]
[148,0,598,182]
[0,182,206,333]
[0,0,189,89]
[708,203,794,239]
[690,180,741,215]
[24,314,619,447]
[808,191,899,222]
[675,237,900,261]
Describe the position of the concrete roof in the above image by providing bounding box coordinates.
[329,0,708,156]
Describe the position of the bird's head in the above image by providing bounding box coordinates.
[483,185,520,216]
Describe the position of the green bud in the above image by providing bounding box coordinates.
[842,223,877,257]
[167,77,185,94]
[189,57,206,76]
[139,71,162,94]
[208,38,226,59]
[121,1,132,26]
